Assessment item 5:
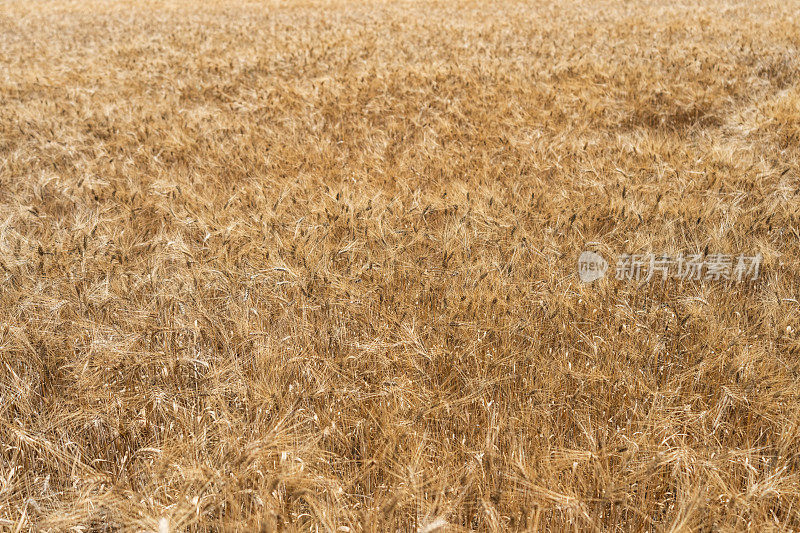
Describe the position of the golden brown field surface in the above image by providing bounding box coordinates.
[1,0,800,530]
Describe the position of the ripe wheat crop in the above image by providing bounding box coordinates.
[1,0,800,530]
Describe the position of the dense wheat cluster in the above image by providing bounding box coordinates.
[2,0,800,530]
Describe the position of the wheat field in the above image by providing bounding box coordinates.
[1,0,800,530]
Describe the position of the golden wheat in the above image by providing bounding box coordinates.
[1,0,800,530]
